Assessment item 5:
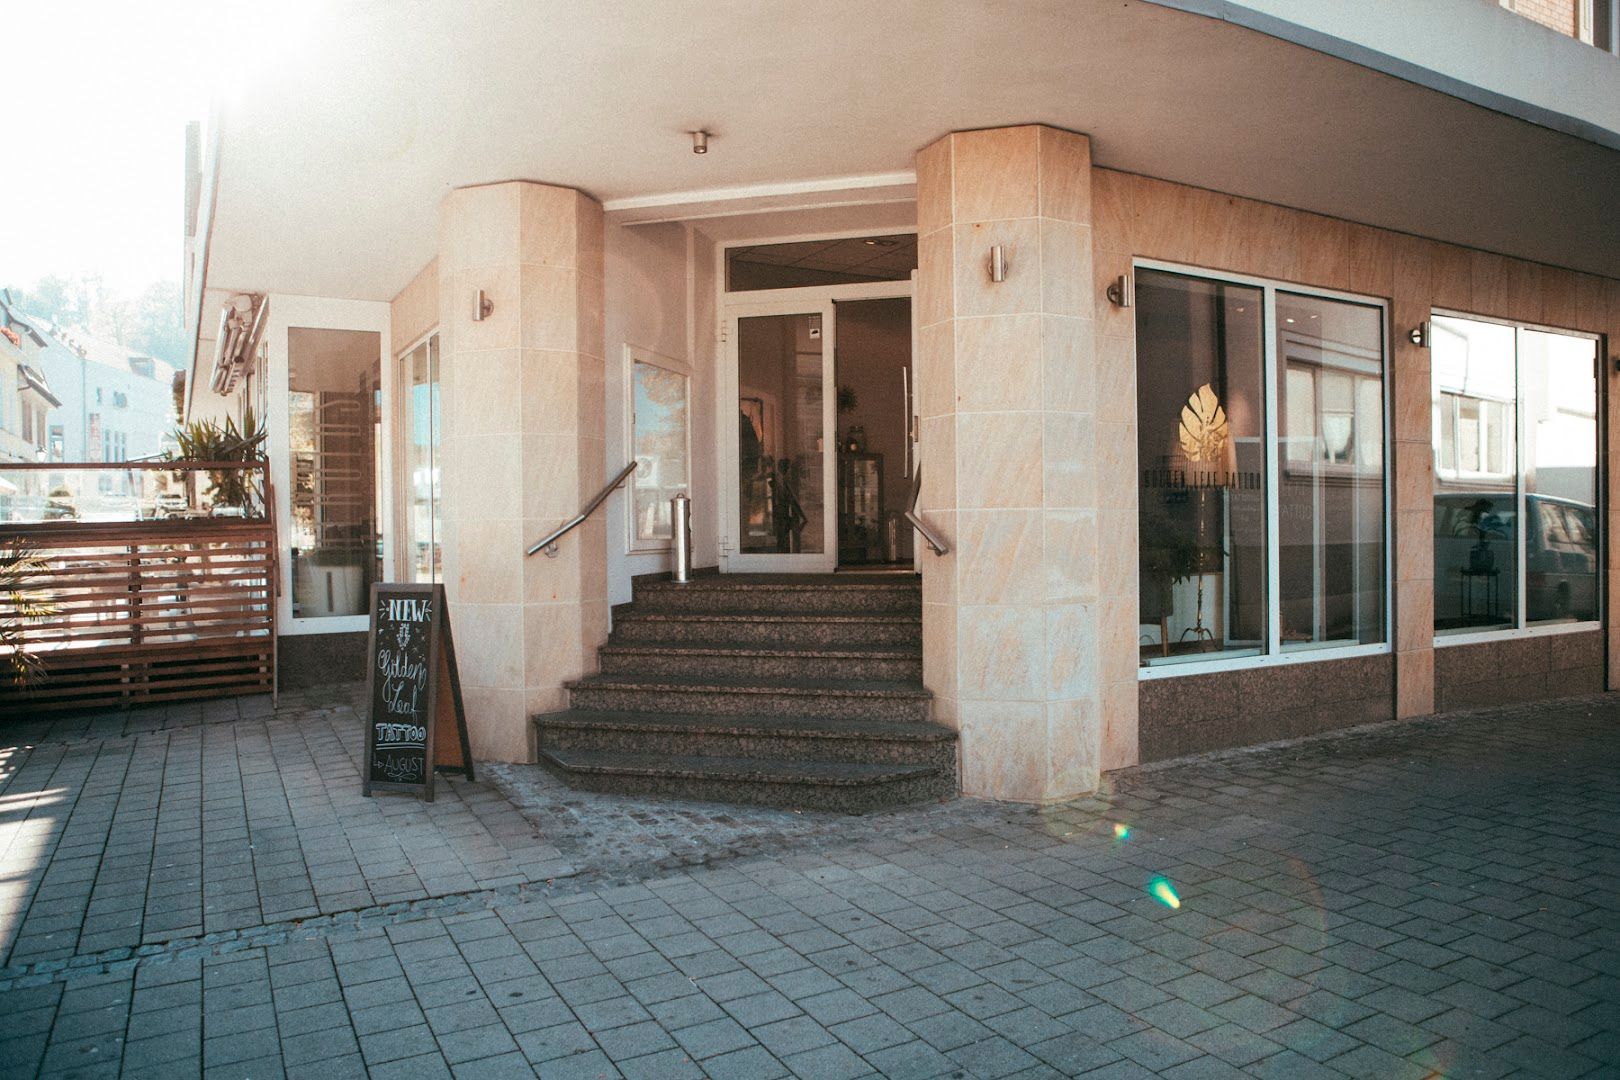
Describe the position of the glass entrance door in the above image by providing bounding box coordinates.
[723,302,836,571]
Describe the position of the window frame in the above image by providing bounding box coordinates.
[623,344,693,556]
[266,293,393,637]
[1430,307,1604,648]
[1134,258,1394,681]
[393,328,441,584]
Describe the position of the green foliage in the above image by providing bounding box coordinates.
[1,542,56,687]
[1139,503,1203,586]
[169,406,268,511]
[12,275,186,367]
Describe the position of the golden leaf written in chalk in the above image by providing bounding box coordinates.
[1178,383,1228,463]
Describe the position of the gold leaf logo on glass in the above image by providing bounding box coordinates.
[1178,383,1228,464]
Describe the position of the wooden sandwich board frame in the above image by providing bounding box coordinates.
[362,583,475,801]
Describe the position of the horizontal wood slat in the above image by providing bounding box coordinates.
[2,518,277,714]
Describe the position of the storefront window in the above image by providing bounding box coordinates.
[288,327,381,619]
[1136,269,1268,666]
[1137,268,1388,670]
[1277,292,1386,651]
[629,356,690,548]
[1432,315,1599,634]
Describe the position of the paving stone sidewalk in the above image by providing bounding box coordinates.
[1,688,1618,1078]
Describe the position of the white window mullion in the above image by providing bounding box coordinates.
[1263,285,1283,658]
[1514,327,1528,629]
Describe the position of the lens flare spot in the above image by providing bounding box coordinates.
[1113,823,1130,841]
[1148,876,1181,909]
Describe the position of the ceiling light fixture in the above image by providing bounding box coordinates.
[690,130,710,154]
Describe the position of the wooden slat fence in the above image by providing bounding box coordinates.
[1,517,275,714]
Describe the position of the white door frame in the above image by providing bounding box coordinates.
[267,294,393,635]
[721,296,838,572]
[717,279,914,573]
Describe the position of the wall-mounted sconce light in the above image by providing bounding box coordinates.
[472,289,494,322]
[1106,273,1133,307]
[690,130,710,155]
[988,245,1007,283]
[1408,320,1429,347]
[1612,354,1620,374]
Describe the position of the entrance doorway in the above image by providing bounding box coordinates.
[726,302,836,570]
[718,232,917,574]
[720,290,915,573]
[831,297,913,569]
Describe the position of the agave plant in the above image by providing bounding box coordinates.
[1,542,56,686]
[170,405,268,512]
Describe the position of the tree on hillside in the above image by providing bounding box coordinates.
[127,281,185,365]
[11,274,186,367]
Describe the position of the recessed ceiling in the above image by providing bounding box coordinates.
[729,234,918,284]
[206,0,1620,302]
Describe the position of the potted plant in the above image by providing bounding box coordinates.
[169,405,267,514]
[1139,503,1202,625]
[1463,497,1508,572]
[1,541,56,686]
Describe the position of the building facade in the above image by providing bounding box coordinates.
[184,0,1620,801]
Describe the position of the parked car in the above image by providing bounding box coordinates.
[154,493,190,519]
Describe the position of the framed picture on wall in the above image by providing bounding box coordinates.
[625,346,692,553]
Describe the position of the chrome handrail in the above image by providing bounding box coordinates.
[905,466,950,556]
[526,461,637,558]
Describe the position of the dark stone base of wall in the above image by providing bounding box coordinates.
[278,632,368,691]
[1139,654,1393,763]
[1435,630,1604,712]
[1139,631,1610,762]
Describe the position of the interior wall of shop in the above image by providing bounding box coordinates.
[1090,165,1620,763]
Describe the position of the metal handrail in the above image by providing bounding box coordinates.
[905,466,950,556]
[526,461,637,558]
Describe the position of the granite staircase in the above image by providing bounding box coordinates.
[533,573,958,812]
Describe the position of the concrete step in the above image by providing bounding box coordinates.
[534,709,955,768]
[629,575,920,615]
[610,610,923,647]
[535,747,954,813]
[598,641,922,682]
[566,673,931,723]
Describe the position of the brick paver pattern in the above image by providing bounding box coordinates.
[0,687,1616,1078]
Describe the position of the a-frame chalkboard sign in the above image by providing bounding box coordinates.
[362,583,474,801]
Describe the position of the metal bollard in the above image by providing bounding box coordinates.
[671,492,693,583]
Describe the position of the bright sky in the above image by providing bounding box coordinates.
[2,2,321,298]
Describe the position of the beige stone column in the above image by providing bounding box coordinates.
[1392,239,1436,717]
[915,125,1103,802]
[437,182,607,762]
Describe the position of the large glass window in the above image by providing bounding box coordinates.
[1277,292,1387,652]
[1137,268,1388,670]
[1136,270,1268,666]
[1432,315,1599,635]
[288,327,381,619]
[629,355,690,549]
